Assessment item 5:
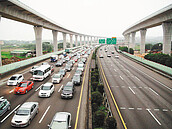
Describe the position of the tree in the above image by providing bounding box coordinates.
[92,103,98,113]
[94,110,106,127]
[91,81,98,91]
[92,91,103,106]
[105,116,117,129]
[98,83,104,95]
[129,48,134,54]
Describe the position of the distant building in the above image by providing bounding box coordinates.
[10,50,35,57]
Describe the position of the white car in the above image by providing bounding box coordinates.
[30,66,39,73]
[115,55,119,58]
[52,74,63,84]
[77,66,84,72]
[11,102,39,127]
[78,61,84,67]
[39,82,54,97]
[99,54,103,58]
[48,112,71,129]
[107,54,111,57]
[7,74,24,86]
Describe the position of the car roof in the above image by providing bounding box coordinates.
[43,82,52,86]
[54,112,70,121]
[12,74,22,77]
[20,102,38,109]
[66,82,73,86]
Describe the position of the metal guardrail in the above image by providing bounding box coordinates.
[121,51,172,76]
[0,47,80,75]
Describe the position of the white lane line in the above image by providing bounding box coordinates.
[35,84,43,92]
[67,74,70,78]
[114,69,116,71]
[9,89,14,93]
[129,87,136,94]
[162,109,168,112]
[154,109,160,111]
[124,61,172,92]
[39,105,51,124]
[149,88,159,96]
[128,108,134,110]
[147,109,161,125]
[120,107,126,110]
[1,104,20,123]
[120,76,124,80]
[137,108,142,110]
[58,85,63,92]
[135,76,140,81]
[121,86,125,88]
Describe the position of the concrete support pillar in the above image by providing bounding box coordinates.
[75,35,78,47]
[52,30,58,52]
[34,26,43,57]
[162,22,172,55]
[0,15,2,66]
[80,36,82,46]
[140,29,147,54]
[70,34,73,48]
[87,37,89,45]
[84,36,86,46]
[63,33,66,50]
[131,32,136,50]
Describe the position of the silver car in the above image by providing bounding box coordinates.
[0,97,11,116]
[48,112,71,129]
[11,102,39,127]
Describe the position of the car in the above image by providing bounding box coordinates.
[107,54,111,57]
[99,54,103,58]
[11,102,39,127]
[30,66,39,73]
[7,74,24,86]
[61,82,75,99]
[58,68,66,77]
[52,74,63,84]
[51,65,55,73]
[0,97,11,116]
[67,61,73,67]
[73,57,78,62]
[81,58,87,63]
[39,82,54,97]
[77,65,84,72]
[75,69,82,76]
[65,65,72,72]
[72,74,81,86]
[59,54,64,59]
[105,50,107,52]
[14,81,34,94]
[77,61,84,67]
[48,112,71,129]
[83,54,88,58]
[56,60,63,67]
[42,62,49,65]
[62,58,66,63]
[65,56,70,61]
[115,55,119,58]
[111,51,115,54]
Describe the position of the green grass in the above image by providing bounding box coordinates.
[1,51,27,59]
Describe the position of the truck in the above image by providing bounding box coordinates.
[50,55,58,62]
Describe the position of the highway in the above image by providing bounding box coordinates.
[0,51,92,129]
[98,45,172,129]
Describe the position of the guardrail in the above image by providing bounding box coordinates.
[0,47,81,75]
[120,51,172,77]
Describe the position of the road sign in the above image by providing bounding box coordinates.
[112,37,117,44]
[106,38,112,44]
[99,39,105,44]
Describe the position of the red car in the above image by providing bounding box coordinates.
[14,81,34,94]
[74,58,78,62]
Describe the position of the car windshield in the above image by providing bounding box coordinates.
[33,70,43,75]
[9,76,17,80]
[73,75,79,80]
[18,83,27,87]
[76,70,81,73]
[53,74,61,78]
[78,66,83,68]
[63,86,72,91]
[16,109,30,115]
[41,86,51,90]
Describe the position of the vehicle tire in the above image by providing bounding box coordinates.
[25,90,28,94]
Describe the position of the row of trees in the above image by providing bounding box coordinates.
[91,48,117,129]
[119,46,134,54]
[144,53,172,68]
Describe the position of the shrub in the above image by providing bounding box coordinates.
[92,81,99,91]
[129,48,134,54]
[165,56,172,67]
[97,83,104,95]
[92,91,103,106]
[91,76,96,82]
[92,103,98,113]
[105,116,117,129]
[94,110,106,127]
[93,72,99,82]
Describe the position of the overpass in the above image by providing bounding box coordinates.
[122,4,172,54]
[0,0,103,66]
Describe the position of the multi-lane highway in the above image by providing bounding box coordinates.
[98,45,172,129]
[0,49,92,129]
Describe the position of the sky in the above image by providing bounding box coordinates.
[0,0,171,41]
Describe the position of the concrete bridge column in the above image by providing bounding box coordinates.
[131,32,136,50]
[80,35,82,46]
[34,26,43,57]
[0,15,2,66]
[70,34,73,48]
[84,36,86,46]
[162,22,172,55]
[87,37,89,46]
[75,35,78,47]
[140,29,147,54]
[63,33,66,50]
[52,30,58,52]
[126,34,130,50]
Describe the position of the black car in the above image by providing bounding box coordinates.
[61,82,75,99]
[72,74,81,86]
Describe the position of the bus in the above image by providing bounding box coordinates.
[33,65,51,81]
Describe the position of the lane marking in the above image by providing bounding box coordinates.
[9,89,14,93]
[135,76,140,81]
[35,84,43,92]
[162,109,168,112]
[1,104,20,123]
[149,88,159,96]
[58,85,63,92]
[114,69,116,71]
[137,108,142,110]
[154,109,160,111]
[67,74,70,78]
[120,107,126,110]
[39,105,51,123]
[147,109,161,125]
[98,55,127,129]
[128,108,134,110]
[129,87,136,94]
[120,76,124,80]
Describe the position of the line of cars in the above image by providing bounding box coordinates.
[1,47,92,128]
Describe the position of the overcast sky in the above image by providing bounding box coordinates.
[0,0,171,41]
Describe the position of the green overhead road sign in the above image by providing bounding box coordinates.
[106,38,117,44]
[112,38,117,44]
[99,39,105,44]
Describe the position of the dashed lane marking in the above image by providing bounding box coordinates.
[58,85,63,92]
